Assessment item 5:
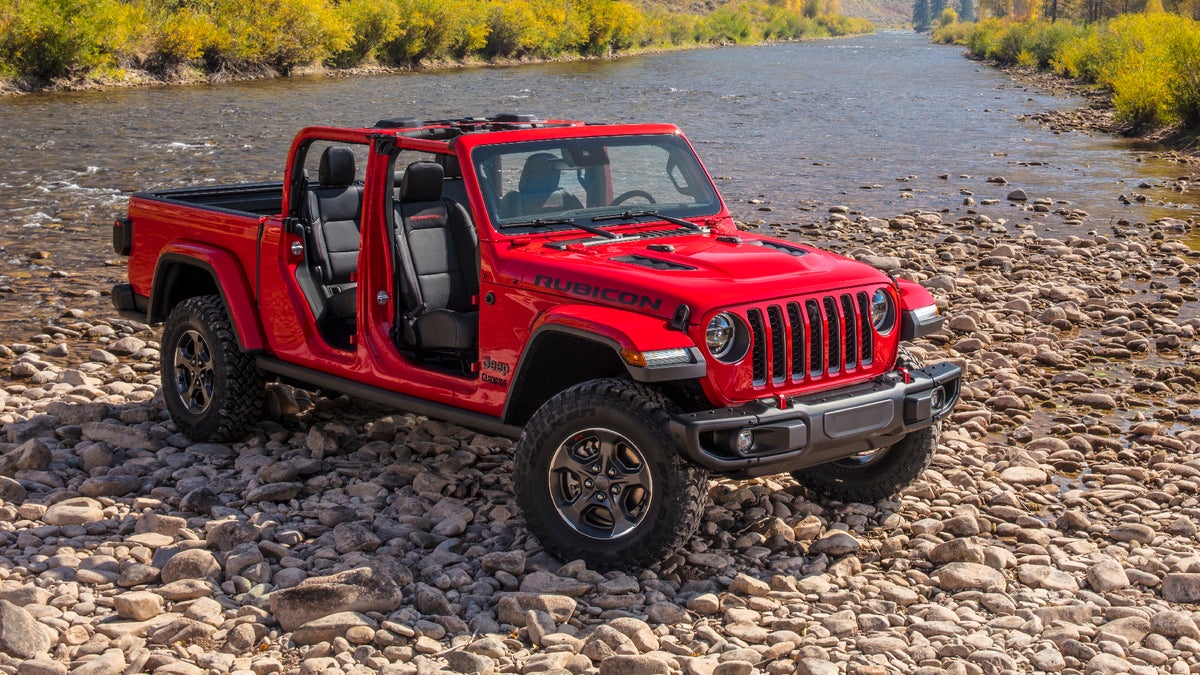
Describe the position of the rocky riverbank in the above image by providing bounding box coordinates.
[2,201,1200,675]
[994,65,1200,165]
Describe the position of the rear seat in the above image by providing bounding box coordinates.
[396,153,469,209]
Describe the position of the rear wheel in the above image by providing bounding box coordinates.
[161,295,263,442]
[513,379,708,571]
[790,347,940,502]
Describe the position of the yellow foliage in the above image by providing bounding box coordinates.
[969,13,1200,130]
[156,9,222,63]
[0,0,874,82]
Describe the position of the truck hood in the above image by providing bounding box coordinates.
[513,231,893,318]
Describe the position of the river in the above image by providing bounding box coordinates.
[0,31,1195,339]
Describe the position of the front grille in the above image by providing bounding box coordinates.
[744,291,875,386]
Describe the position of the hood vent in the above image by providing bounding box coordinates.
[611,254,696,272]
[754,240,809,257]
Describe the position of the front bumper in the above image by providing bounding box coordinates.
[669,361,962,478]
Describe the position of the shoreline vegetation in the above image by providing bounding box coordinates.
[0,0,873,95]
[931,13,1200,152]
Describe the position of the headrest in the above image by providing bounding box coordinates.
[518,153,564,194]
[400,161,444,203]
[319,146,356,187]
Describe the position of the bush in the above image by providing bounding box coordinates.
[0,0,874,85]
[931,20,972,44]
[965,13,1200,131]
[207,0,349,72]
[331,0,402,68]
[1169,27,1200,127]
[0,0,135,80]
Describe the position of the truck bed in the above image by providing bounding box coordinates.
[136,182,284,217]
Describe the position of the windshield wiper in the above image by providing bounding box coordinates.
[592,209,702,230]
[504,217,577,228]
[505,216,621,240]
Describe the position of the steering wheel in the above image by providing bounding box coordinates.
[611,190,656,206]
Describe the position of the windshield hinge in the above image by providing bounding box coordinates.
[668,304,691,332]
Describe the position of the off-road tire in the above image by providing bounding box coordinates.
[790,347,940,502]
[513,378,709,571]
[161,295,263,442]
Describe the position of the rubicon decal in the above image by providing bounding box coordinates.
[533,275,663,311]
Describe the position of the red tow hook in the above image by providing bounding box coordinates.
[898,367,912,384]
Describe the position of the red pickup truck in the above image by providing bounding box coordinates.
[112,114,960,570]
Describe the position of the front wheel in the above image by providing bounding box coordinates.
[513,379,708,571]
[161,295,263,442]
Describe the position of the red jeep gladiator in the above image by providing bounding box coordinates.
[112,114,961,570]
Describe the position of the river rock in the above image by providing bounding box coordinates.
[496,593,577,625]
[155,579,218,601]
[42,497,104,525]
[81,421,157,450]
[2,437,52,472]
[270,565,404,632]
[1087,557,1130,592]
[244,482,303,503]
[16,659,68,675]
[0,600,52,659]
[933,562,1007,592]
[1150,611,1200,640]
[1108,523,1155,545]
[999,466,1047,485]
[598,655,672,675]
[114,591,165,621]
[809,530,860,557]
[519,571,593,596]
[161,549,223,584]
[79,473,143,497]
[1162,574,1200,603]
[205,519,259,551]
[0,476,27,503]
[444,651,496,675]
[179,487,221,515]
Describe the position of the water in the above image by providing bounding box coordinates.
[0,31,1195,337]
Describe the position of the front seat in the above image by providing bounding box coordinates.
[303,146,362,329]
[501,152,584,217]
[393,161,479,352]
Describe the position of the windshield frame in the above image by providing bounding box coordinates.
[469,133,723,236]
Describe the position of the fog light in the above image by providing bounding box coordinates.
[732,429,754,455]
[931,386,946,411]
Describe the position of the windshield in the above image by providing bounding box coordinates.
[471,134,722,234]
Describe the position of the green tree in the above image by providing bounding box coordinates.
[930,0,948,19]
[913,0,931,29]
[960,0,976,21]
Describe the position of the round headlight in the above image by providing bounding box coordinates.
[706,313,736,358]
[871,289,895,333]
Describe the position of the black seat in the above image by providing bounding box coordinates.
[501,152,584,217]
[304,147,362,328]
[393,161,479,352]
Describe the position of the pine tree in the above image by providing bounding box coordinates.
[960,0,976,21]
[930,0,948,18]
[913,0,932,29]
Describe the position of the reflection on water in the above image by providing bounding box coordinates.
[0,31,1195,335]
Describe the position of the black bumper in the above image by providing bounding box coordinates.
[111,283,149,320]
[669,361,962,478]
